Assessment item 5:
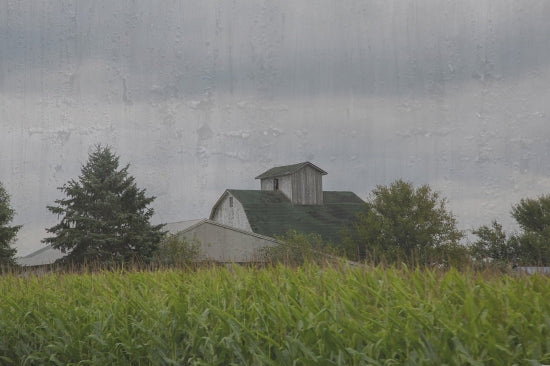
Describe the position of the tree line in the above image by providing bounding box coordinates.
[340,180,550,268]
[1,145,549,268]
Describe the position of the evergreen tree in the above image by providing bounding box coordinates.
[44,145,165,265]
[0,182,21,267]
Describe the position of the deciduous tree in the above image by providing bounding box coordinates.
[470,220,518,266]
[510,194,550,265]
[343,179,464,265]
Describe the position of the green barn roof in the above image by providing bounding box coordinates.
[221,189,364,244]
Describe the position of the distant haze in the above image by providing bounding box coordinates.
[2,1,550,256]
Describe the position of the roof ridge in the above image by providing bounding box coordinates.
[254,162,327,179]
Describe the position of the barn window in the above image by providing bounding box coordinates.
[274,178,279,190]
[229,196,233,207]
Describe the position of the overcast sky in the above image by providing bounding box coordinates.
[2,0,550,256]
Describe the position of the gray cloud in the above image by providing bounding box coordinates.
[2,0,550,255]
[1,1,550,100]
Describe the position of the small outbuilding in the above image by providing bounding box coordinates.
[165,219,276,263]
[18,246,66,267]
[255,161,327,205]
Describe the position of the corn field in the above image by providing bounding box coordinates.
[1,264,549,365]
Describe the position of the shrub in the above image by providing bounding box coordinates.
[153,233,202,267]
[260,230,338,266]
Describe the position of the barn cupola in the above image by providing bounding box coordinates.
[255,162,327,205]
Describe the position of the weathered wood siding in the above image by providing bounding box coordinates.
[291,165,323,205]
[261,175,292,201]
[211,193,253,232]
[261,179,273,191]
[279,175,292,200]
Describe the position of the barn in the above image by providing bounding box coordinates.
[19,162,364,266]
[210,162,365,244]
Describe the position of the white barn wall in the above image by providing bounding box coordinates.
[211,193,252,232]
[179,221,275,262]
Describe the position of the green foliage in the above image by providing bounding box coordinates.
[514,231,550,266]
[431,241,472,270]
[471,220,518,266]
[343,179,464,265]
[260,230,337,265]
[511,194,550,265]
[154,233,202,266]
[0,182,20,267]
[44,145,165,265]
[0,266,549,364]
[512,194,550,233]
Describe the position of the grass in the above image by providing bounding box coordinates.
[0,264,549,365]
